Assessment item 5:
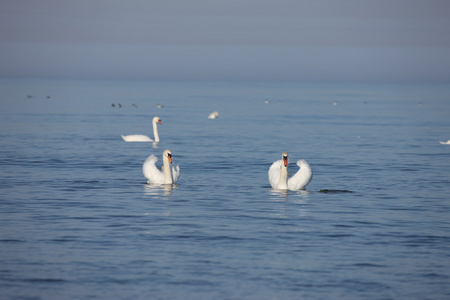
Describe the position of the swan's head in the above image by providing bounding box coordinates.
[153,116,162,125]
[163,149,173,163]
[281,152,288,167]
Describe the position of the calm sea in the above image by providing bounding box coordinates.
[1,79,449,299]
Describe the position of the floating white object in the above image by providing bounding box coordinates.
[121,116,162,142]
[268,152,312,190]
[208,111,219,119]
[143,149,180,185]
[439,140,450,145]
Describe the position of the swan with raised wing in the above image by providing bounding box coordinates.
[121,116,162,142]
[143,149,180,185]
[268,152,312,190]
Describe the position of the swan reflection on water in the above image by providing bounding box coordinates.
[143,183,178,197]
[269,188,311,200]
[269,189,310,220]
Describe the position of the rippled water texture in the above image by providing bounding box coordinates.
[1,80,450,299]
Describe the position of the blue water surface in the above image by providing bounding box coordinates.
[0,80,449,299]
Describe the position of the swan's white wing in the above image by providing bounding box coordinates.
[142,154,165,184]
[171,164,180,183]
[122,134,153,142]
[268,159,283,189]
[288,159,313,190]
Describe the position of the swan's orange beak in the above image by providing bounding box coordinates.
[168,153,172,163]
[158,119,162,125]
[283,157,288,167]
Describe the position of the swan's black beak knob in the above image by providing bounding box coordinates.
[283,157,288,167]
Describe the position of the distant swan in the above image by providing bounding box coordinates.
[143,149,180,185]
[208,111,219,119]
[440,140,450,145]
[268,152,312,190]
[121,116,161,142]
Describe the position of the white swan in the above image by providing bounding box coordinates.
[143,149,180,185]
[439,140,450,145]
[208,111,219,119]
[268,152,312,190]
[121,116,161,142]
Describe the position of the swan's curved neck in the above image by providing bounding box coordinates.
[163,157,172,184]
[153,119,160,142]
[277,164,288,189]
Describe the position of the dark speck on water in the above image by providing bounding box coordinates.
[318,189,353,193]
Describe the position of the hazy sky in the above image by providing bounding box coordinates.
[1,0,449,82]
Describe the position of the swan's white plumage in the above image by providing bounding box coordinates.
[143,150,180,185]
[143,154,165,183]
[208,111,219,119]
[122,116,161,142]
[268,160,283,189]
[121,134,153,142]
[287,159,313,190]
[439,140,450,145]
[268,153,312,190]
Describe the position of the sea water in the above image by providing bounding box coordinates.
[0,79,449,299]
